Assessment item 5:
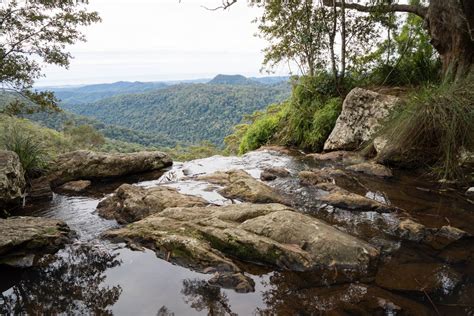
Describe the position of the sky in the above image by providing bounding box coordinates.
[37,0,291,87]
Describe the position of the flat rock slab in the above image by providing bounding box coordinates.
[104,203,379,279]
[198,169,287,204]
[49,150,172,187]
[97,183,209,224]
[0,216,71,267]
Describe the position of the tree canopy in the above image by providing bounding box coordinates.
[0,0,100,114]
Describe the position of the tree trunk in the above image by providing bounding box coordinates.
[426,0,474,81]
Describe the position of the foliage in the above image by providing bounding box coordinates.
[64,124,106,149]
[58,81,290,147]
[226,76,342,154]
[238,103,286,154]
[0,0,100,113]
[166,141,223,162]
[379,77,474,180]
[356,0,441,86]
[0,122,49,177]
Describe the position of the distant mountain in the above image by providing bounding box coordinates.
[60,82,291,146]
[208,74,258,85]
[47,81,170,105]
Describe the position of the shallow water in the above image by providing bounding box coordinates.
[1,149,473,315]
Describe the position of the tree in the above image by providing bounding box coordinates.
[0,0,101,114]
[225,0,474,81]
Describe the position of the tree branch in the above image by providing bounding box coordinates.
[322,0,428,19]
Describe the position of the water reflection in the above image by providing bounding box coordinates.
[0,244,122,315]
[181,279,237,316]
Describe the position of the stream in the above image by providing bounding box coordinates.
[1,149,473,315]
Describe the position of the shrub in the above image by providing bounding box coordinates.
[238,104,285,154]
[1,124,49,177]
[379,77,474,180]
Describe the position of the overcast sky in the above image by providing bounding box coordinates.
[37,0,290,86]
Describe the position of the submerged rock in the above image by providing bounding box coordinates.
[57,180,92,194]
[198,169,286,204]
[324,88,400,151]
[346,162,393,178]
[0,216,71,267]
[375,262,462,294]
[104,203,379,279]
[49,150,172,187]
[97,183,208,224]
[0,150,25,209]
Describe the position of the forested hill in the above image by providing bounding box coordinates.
[46,81,170,105]
[58,78,290,146]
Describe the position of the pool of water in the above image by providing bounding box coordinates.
[1,150,473,315]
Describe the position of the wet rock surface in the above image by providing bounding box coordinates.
[104,203,379,277]
[97,183,208,224]
[346,162,393,178]
[49,150,172,187]
[0,216,71,267]
[0,150,25,209]
[198,169,287,204]
[3,149,474,315]
[260,167,290,181]
[324,88,400,151]
[27,177,53,202]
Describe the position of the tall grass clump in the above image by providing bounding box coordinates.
[1,123,49,177]
[379,77,474,180]
[279,76,342,151]
[238,103,286,154]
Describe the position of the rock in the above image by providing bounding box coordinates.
[0,216,71,267]
[424,225,470,250]
[396,219,470,249]
[199,169,286,204]
[57,180,91,194]
[260,167,290,181]
[27,177,53,202]
[0,150,25,209]
[49,150,172,187]
[373,136,389,154]
[298,168,352,186]
[375,262,462,294]
[346,162,393,178]
[396,219,428,242]
[97,183,208,224]
[104,203,379,278]
[466,187,474,197]
[314,182,396,213]
[208,272,255,293]
[306,151,364,164]
[324,88,400,151]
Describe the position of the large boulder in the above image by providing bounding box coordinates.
[104,203,379,278]
[198,169,287,204]
[0,150,25,209]
[0,216,71,267]
[324,88,400,151]
[97,184,208,224]
[49,150,172,187]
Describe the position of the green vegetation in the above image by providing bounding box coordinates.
[378,77,474,180]
[0,0,100,114]
[227,76,342,154]
[58,81,290,146]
